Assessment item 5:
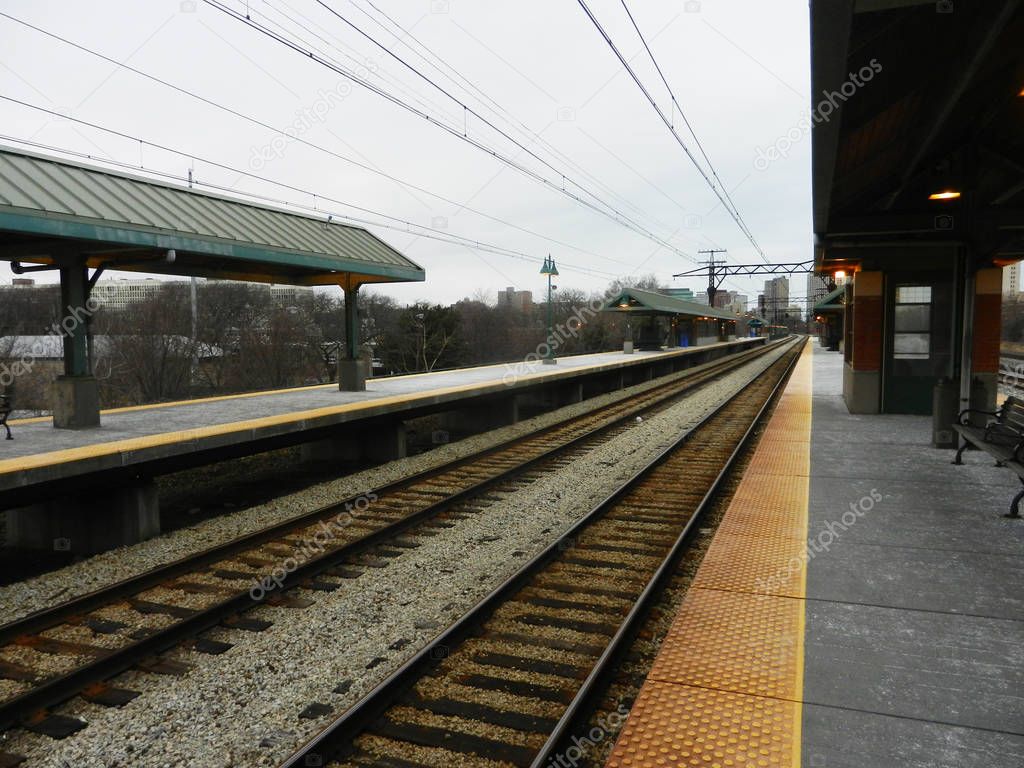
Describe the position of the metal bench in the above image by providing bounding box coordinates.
[0,393,11,440]
[952,395,1024,518]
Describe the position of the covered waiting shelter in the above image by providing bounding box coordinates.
[602,287,740,349]
[813,283,846,351]
[0,147,425,427]
[811,0,1024,414]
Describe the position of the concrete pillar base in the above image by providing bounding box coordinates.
[843,363,881,414]
[52,376,101,429]
[7,480,160,554]
[338,358,366,392]
[363,422,408,463]
[972,373,998,414]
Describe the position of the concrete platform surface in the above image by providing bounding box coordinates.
[803,344,1024,765]
[605,341,1024,768]
[0,339,761,496]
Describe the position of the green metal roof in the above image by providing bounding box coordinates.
[813,283,846,312]
[0,148,425,286]
[601,286,739,321]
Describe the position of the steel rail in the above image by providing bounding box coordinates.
[278,338,804,768]
[0,342,781,732]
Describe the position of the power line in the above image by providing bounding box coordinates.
[0,10,637,271]
[202,0,703,266]
[257,0,464,131]
[616,0,764,263]
[575,0,769,262]
[322,0,683,239]
[0,99,621,281]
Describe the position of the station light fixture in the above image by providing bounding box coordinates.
[834,269,846,280]
[928,190,961,200]
[540,255,558,364]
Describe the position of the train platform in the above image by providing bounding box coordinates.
[606,342,1024,767]
[0,339,762,506]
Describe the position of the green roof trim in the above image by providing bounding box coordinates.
[601,286,739,321]
[813,283,846,311]
[0,148,425,285]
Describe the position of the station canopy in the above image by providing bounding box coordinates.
[813,283,846,313]
[811,0,1024,273]
[0,148,425,287]
[602,286,739,321]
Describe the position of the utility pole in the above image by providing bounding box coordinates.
[697,248,728,308]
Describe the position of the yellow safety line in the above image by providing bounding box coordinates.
[0,375,517,473]
[2,340,763,474]
[791,344,812,768]
[9,340,762,426]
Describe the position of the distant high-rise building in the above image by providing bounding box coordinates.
[90,278,171,310]
[763,276,790,322]
[1003,263,1020,296]
[497,286,533,311]
[723,293,748,315]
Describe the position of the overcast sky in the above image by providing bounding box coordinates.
[0,0,813,306]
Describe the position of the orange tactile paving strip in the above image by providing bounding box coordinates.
[648,590,804,700]
[606,341,813,768]
[607,682,801,768]
[743,444,810,478]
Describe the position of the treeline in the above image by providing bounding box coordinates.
[0,278,650,409]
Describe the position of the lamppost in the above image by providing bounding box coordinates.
[540,254,559,365]
[414,312,426,371]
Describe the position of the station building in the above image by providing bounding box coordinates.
[811,0,1024,415]
[601,287,741,350]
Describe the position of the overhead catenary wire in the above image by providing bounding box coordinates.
[576,0,769,263]
[310,0,676,234]
[202,0,705,267]
[0,98,622,281]
[616,0,765,263]
[0,7,759,297]
[279,0,681,238]
[0,10,644,273]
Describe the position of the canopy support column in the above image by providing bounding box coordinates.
[53,256,100,429]
[957,257,975,426]
[338,282,366,391]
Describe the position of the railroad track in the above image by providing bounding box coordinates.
[0,341,786,748]
[281,338,805,768]
[998,356,1024,397]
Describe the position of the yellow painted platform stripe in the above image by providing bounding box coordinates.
[0,374,525,474]
[1,340,764,475]
[8,339,764,427]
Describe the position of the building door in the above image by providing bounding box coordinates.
[882,280,953,413]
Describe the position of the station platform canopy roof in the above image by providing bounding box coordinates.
[811,1,1024,273]
[813,283,846,312]
[602,286,740,321]
[0,148,425,287]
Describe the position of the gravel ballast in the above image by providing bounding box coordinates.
[1,342,793,767]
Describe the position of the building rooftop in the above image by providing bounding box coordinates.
[0,148,425,287]
[602,286,740,321]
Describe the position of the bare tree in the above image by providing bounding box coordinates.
[98,284,197,403]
